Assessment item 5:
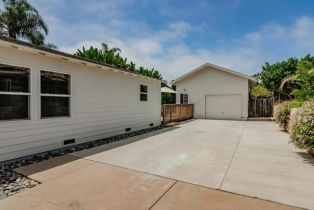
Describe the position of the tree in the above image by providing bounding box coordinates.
[250,84,272,98]
[0,0,56,48]
[74,43,163,80]
[101,43,120,54]
[280,55,314,101]
[75,46,105,62]
[253,57,298,94]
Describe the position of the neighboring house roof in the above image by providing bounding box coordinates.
[172,63,256,86]
[0,36,160,81]
[161,86,177,93]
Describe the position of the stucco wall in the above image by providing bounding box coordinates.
[175,66,249,119]
[0,45,161,162]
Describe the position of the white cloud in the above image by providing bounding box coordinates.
[131,39,163,55]
[58,16,314,81]
[16,1,314,81]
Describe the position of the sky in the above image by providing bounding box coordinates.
[3,0,314,81]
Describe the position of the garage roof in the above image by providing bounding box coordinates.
[172,63,256,86]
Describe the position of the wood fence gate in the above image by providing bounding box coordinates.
[248,97,274,117]
[162,104,194,124]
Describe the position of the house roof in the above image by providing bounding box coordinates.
[161,86,177,93]
[0,36,160,82]
[172,63,256,86]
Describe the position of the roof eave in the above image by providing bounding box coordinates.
[172,63,256,85]
[0,36,161,82]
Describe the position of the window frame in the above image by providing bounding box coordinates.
[0,62,31,122]
[39,69,72,119]
[180,94,188,104]
[140,85,148,102]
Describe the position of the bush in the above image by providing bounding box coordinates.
[250,85,272,98]
[274,100,302,130]
[288,107,302,134]
[290,101,314,151]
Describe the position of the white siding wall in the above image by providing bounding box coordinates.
[0,46,161,162]
[175,66,249,119]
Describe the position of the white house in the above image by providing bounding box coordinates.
[172,63,256,120]
[0,36,161,162]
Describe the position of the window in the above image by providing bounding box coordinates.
[180,94,188,104]
[0,64,30,121]
[40,71,71,118]
[140,85,148,101]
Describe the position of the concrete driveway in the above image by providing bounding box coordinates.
[72,119,314,209]
[1,119,313,209]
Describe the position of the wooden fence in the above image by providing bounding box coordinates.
[249,97,274,117]
[162,104,194,124]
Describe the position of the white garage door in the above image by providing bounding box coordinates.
[205,94,242,120]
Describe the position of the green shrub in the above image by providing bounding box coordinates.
[274,100,302,129]
[250,85,272,98]
[290,101,314,150]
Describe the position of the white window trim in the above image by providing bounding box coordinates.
[181,93,188,104]
[140,85,148,102]
[0,63,31,122]
[0,91,30,96]
[39,70,72,119]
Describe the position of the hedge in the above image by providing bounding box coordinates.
[290,101,314,153]
[274,100,302,130]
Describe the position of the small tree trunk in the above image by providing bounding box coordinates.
[9,30,17,39]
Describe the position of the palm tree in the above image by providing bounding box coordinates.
[0,0,56,48]
[75,44,163,79]
[101,43,121,54]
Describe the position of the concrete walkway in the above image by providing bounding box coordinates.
[1,157,301,210]
[1,120,313,209]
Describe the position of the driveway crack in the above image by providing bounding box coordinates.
[219,121,247,189]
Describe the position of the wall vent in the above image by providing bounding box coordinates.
[64,139,75,145]
[149,123,154,127]
[125,128,132,132]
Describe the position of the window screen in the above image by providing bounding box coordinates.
[180,94,188,104]
[0,64,30,121]
[40,71,71,118]
[140,85,148,101]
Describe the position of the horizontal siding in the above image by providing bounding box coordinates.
[1,120,161,155]
[0,46,161,162]
[175,67,249,119]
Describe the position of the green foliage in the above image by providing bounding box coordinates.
[250,85,272,98]
[253,57,298,93]
[274,100,302,127]
[0,0,56,48]
[290,101,314,149]
[162,93,176,104]
[74,44,163,80]
[291,55,314,101]
[254,54,314,101]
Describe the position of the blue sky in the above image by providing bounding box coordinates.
[6,0,314,80]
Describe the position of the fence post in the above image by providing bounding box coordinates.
[179,104,182,121]
[170,105,173,122]
[162,105,165,124]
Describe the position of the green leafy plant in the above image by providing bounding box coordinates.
[250,84,272,98]
[0,0,56,48]
[253,58,298,94]
[274,100,302,129]
[290,101,314,151]
[279,55,314,101]
[74,44,163,80]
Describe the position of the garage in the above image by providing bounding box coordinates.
[205,95,242,120]
[172,63,256,120]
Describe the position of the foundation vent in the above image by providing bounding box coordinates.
[64,139,75,145]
